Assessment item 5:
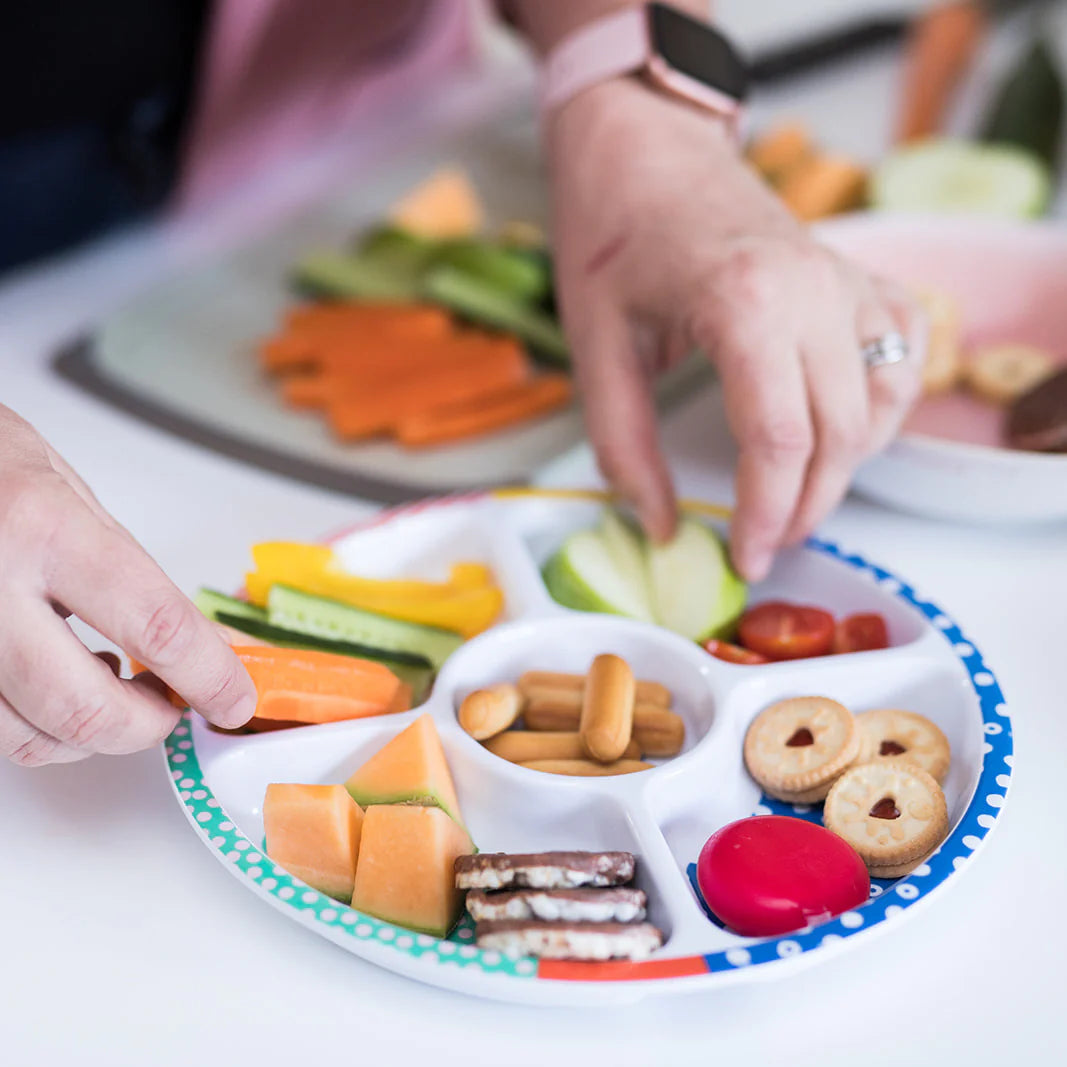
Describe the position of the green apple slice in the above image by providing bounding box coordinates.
[542,528,655,622]
[599,509,653,609]
[645,518,746,641]
[871,139,1051,218]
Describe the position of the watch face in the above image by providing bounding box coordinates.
[647,2,749,102]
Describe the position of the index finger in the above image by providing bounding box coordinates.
[45,504,256,729]
[714,334,814,581]
[571,303,678,542]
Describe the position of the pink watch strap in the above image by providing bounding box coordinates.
[540,8,649,113]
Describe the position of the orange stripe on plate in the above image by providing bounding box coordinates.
[538,955,708,982]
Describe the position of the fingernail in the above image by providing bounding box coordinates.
[733,544,772,583]
[226,692,258,729]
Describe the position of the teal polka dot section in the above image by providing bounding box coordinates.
[165,712,532,980]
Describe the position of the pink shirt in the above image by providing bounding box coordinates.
[179,0,472,207]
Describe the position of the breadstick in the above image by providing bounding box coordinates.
[518,671,670,708]
[524,701,685,758]
[580,654,635,762]
[458,684,522,740]
[520,759,652,777]
[485,731,641,764]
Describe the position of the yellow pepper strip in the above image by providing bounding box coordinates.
[245,544,504,636]
[448,562,494,588]
[250,543,495,601]
[246,569,502,637]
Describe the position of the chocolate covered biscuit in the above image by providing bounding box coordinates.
[465,886,647,924]
[1008,367,1067,453]
[475,920,663,961]
[454,851,635,891]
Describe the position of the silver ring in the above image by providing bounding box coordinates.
[862,331,909,370]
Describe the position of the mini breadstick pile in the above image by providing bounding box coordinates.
[457,655,685,776]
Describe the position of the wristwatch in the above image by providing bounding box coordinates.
[541,3,749,127]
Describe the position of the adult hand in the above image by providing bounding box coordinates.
[0,406,256,766]
[546,78,926,580]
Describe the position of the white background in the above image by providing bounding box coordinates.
[2,3,1066,1064]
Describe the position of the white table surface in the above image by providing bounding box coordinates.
[3,8,1066,1065]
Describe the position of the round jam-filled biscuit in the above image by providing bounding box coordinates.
[855,708,951,784]
[823,762,949,874]
[743,696,859,801]
[697,816,869,936]
[1008,367,1067,453]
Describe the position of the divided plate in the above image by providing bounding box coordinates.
[164,491,1013,1005]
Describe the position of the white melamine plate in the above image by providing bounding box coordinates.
[164,491,1012,1004]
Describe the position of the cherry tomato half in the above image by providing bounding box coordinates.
[703,639,770,665]
[833,613,890,654]
[737,602,836,661]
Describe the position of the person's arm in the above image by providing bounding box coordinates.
[504,1,925,581]
[0,405,255,766]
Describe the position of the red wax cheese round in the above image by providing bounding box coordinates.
[697,816,869,937]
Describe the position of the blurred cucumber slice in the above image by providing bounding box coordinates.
[871,139,1051,218]
[434,239,550,304]
[421,265,569,366]
[292,251,421,301]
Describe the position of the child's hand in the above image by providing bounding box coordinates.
[546,77,925,580]
[0,406,255,766]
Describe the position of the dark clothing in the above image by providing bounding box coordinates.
[0,2,209,273]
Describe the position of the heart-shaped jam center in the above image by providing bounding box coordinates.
[869,796,901,820]
[879,739,907,756]
[786,727,814,747]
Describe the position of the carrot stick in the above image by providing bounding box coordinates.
[284,303,454,342]
[256,691,396,723]
[260,336,317,375]
[233,646,400,720]
[747,122,815,185]
[314,332,521,378]
[777,155,868,220]
[387,682,414,714]
[895,1,988,143]
[326,343,529,439]
[396,375,572,448]
[282,374,332,409]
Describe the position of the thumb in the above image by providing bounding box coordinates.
[569,303,677,541]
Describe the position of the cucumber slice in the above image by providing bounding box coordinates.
[871,139,1051,218]
[433,240,551,304]
[542,528,655,622]
[291,251,421,302]
[215,612,433,701]
[215,613,432,669]
[421,265,569,367]
[644,518,746,642]
[267,585,463,671]
[195,588,267,624]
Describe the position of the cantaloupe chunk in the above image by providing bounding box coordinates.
[344,713,464,827]
[351,804,473,937]
[389,167,484,239]
[263,784,364,902]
